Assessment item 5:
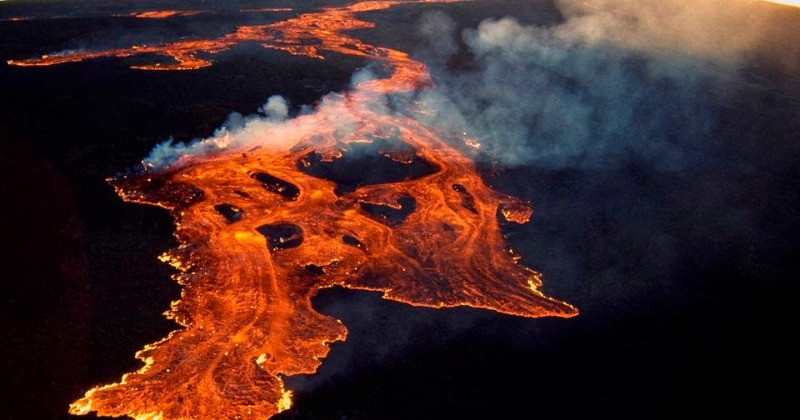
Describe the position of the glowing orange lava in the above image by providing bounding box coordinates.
[12,1,578,418]
[241,8,295,13]
[128,10,205,19]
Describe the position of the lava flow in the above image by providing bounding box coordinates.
[18,1,579,419]
[6,1,453,71]
[129,10,205,19]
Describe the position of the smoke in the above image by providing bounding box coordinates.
[144,95,291,168]
[258,95,290,120]
[143,90,372,168]
[415,0,778,170]
[142,0,786,172]
[143,63,409,168]
[416,10,459,59]
[552,0,768,61]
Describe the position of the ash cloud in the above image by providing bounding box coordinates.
[416,0,778,170]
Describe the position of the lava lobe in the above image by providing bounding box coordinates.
[59,2,578,419]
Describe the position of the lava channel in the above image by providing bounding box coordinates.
[14,1,582,419]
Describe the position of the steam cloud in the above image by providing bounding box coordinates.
[144,0,783,170]
[416,0,778,169]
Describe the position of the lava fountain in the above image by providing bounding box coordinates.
[13,1,578,418]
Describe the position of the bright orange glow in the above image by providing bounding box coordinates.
[5,1,471,71]
[760,0,800,7]
[241,8,295,13]
[130,10,204,19]
[13,1,578,419]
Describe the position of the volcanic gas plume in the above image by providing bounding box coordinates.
[13,1,578,419]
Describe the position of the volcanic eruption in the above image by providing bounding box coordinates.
[12,1,578,418]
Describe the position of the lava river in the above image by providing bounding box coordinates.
[14,1,579,418]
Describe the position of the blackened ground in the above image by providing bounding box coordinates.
[0,6,363,418]
[297,137,440,195]
[1,1,799,419]
[277,74,800,417]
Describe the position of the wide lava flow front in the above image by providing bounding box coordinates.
[23,1,580,419]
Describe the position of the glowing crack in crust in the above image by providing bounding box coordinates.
[17,1,581,419]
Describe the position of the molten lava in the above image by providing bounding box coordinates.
[13,1,578,418]
[241,8,295,13]
[7,1,452,71]
[129,10,204,19]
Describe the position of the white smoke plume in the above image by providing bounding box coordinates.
[142,0,794,171]
[414,0,794,169]
[143,89,377,168]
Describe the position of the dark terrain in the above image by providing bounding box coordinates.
[1,1,799,418]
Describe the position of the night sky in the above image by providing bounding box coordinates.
[1,0,799,418]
